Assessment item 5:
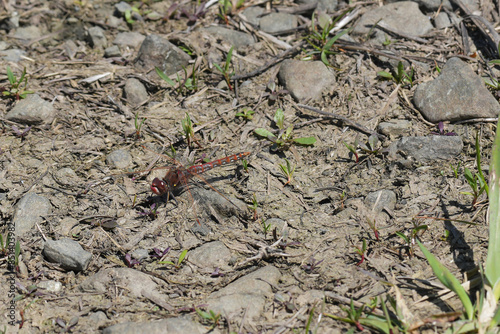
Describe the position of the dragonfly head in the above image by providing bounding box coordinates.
[151,178,168,195]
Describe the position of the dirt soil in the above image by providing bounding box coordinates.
[0,0,497,333]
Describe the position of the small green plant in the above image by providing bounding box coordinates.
[395,221,427,258]
[242,159,249,173]
[1,66,34,100]
[279,158,296,185]
[14,282,43,301]
[254,108,316,151]
[181,113,199,148]
[0,233,11,257]
[354,239,367,266]
[367,218,379,241]
[262,220,272,235]
[159,249,188,269]
[344,134,382,163]
[248,194,259,221]
[213,46,234,90]
[377,61,414,87]
[304,10,352,66]
[134,112,146,140]
[196,308,221,329]
[155,66,198,95]
[235,108,254,120]
[461,133,489,209]
[450,161,461,178]
[217,0,244,24]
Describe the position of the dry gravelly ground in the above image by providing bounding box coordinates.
[0,0,498,333]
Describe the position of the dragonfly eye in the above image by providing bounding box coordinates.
[151,178,167,195]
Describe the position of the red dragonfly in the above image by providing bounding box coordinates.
[146,151,250,223]
[150,152,250,196]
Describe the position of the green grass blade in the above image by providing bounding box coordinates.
[6,66,15,85]
[293,137,316,145]
[254,128,275,139]
[476,133,489,197]
[155,67,176,87]
[486,114,500,300]
[417,239,474,319]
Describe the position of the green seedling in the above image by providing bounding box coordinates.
[1,66,34,100]
[134,112,146,140]
[254,108,316,151]
[377,61,414,87]
[181,112,199,148]
[242,159,249,173]
[461,133,489,209]
[217,0,244,24]
[395,221,427,258]
[450,161,461,178]
[14,282,43,301]
[344,134,382,163]
[235,108,254,120]
[262,220,272,235]
[367,218,379,241]
[354,238,367,266]
[155,65,198,95]
[159,249,188,269]
[14,240,20,272]
[248,193,259,221]
[382,34,392,46]
[279,158,296,185]
[0,233,11,257]
[196,308,221,329]
[213,46,234,90]
[304,9,353,67]
[324,294,410,333]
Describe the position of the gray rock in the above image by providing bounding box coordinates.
[241,6,265,26]
[204,26,255,48]
[414,57,499,122]
[189,241,231,270]
[37,280,63,293]
[364,189,397,212]
[135,34,191,76]
[378,119,411,137]
[131,248,149,261]
[80,268,164,299]
[106,149,132,169]
[104,45,121,57]
[102,317,220,334]
[405,0,478,12]
[259,13,298,33]
[53,167,80,186]
[43,238,92,271]
[13,26,42,40]
[278,60,335,101]
[297,0,338,12]
[88,311,108,325]
[113,32,146,48]
[207,265,281,319]
[87,26,107,49]
[6,94,55,125]
[123,78,148,105]
[57,217,78,236]
[191,186,247,218]
[434,12,452,29]
[114,1,132,15]
[13,193,51,237]
[0,49,25,62]
[353,2,433,44]
[391,136,463,162]
[0,41,10,51]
